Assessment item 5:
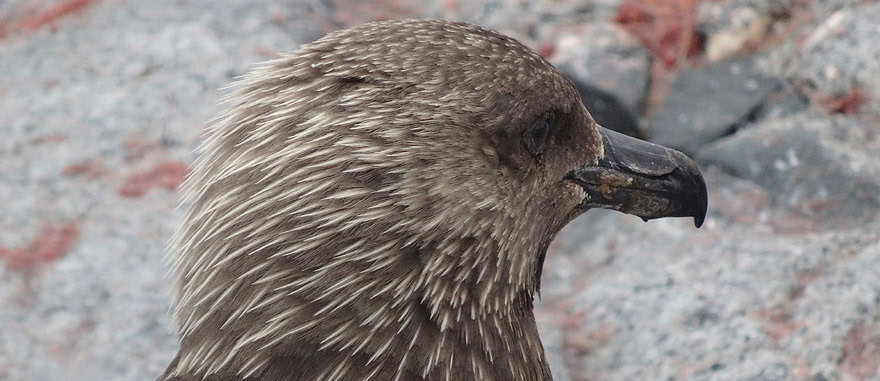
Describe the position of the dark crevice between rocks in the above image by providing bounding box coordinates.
[713,81,803,142]
[714,94,771,142]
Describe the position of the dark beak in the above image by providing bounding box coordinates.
[566,127,708,227]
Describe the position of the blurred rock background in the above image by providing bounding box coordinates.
[1,0,878,380]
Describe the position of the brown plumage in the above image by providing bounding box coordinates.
[160,20,707,381]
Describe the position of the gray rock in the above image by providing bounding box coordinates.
[551,22,651,119]
[3,1,880,380]
[646,57,781,155]
[763,3,880,115]
[783,241,880,380]
[697,111,880,226]
[752,83,810,122]
[543,169,880,380]
[419,0,622,44]
[0,1,326,380]
[697,0,792,61]
[810,0,869,19]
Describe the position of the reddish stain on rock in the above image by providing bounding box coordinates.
[63,158,105,179]
[47,318,96,361]
[840,326,880,380]
[792,358,812,381]
[758,299,805,345]
[123,134,155,160]
[443,0,459,13]
[756,270,820,345]
[812,87,867,115]
[252,46,276,58]
[759,308,799,344]
[118,161,189,197]
[0,224,80,271]
[771,211,822,234]
[615,0,702,69]
[32,133,67,145]
[269,8,285,24]
[13,0,96,31]
[331,0,417,27]
[538,42,555,59]
[712,183,769,225]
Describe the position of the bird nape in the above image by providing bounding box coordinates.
[160,19,707,381]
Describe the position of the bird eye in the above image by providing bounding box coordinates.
[524,116,551,157]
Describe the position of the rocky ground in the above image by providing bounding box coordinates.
[1,0,878,380]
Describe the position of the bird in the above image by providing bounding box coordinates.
[159,19,707,381]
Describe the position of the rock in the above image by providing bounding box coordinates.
[646,57,780,155]
[0,1,327,380]
[5,0,880,380]
[764,3,880,115]
[751,83,810,122]
[544,169,880,380]
[419,0,622,44]
[810,0,868,19]
[783,241,880,380]
[697,0,791,61]
[551,22,651,118]
[697,111,880,226]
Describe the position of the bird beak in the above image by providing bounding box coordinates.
[566,127,708,227]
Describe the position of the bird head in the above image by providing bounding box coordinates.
[167,19,707,379]
[218,20,707,302]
